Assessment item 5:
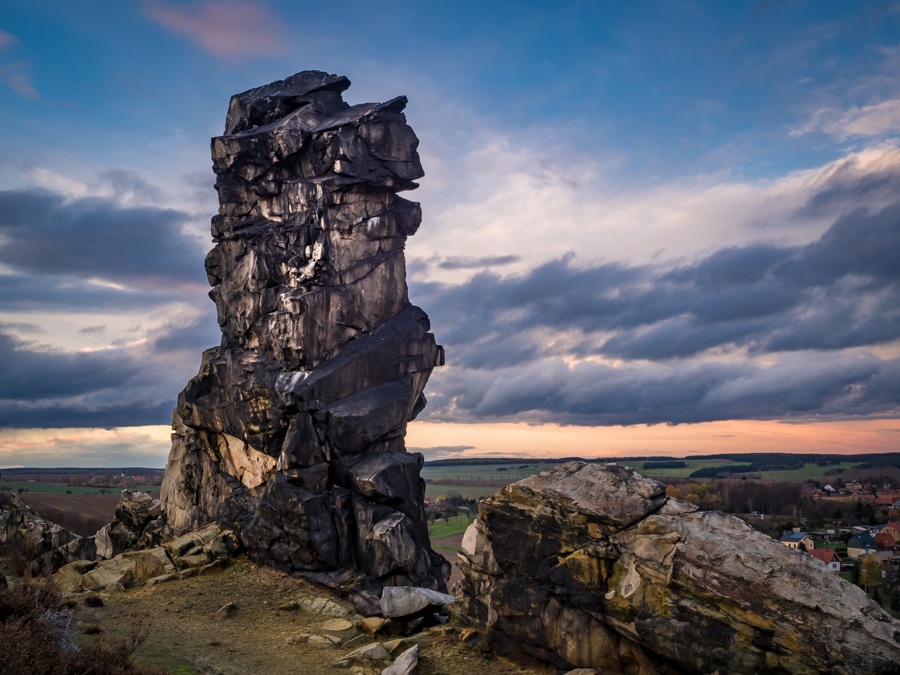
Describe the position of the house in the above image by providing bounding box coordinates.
[874,532,898,550]
[845,481,863,493]
[874,495,897,508]
[848,533,876,560]
[779,531,814,550]
[808,548,842,572]
[848,533,897,563]
[881,522,900,540]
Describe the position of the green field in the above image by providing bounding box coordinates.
[421,463,547,481]
[759,462,855,481]
[428,514,473,541]
[425,484,500,500]
[0,481,161,495]
[624,459,732,478]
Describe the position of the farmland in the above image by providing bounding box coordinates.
[0,480,160,494]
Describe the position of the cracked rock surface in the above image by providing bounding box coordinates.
[159,71,449,597]
[452,461,900,675]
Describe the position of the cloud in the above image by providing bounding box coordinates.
[415,199,900,367]
[143,1,289,59]
[0,32,37,99]
[792,100,900,140]
[0,320,219,428]
[421,351,900,426]
[0,62,38,99]
[0,31,21,49]
[0,188,208,289]
[438,255,521,270]
[0,426,171,468]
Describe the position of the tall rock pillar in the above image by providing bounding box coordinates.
[160,71,449,596]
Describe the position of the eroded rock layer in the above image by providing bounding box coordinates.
[453,462,900,675]
[159,71,449,596]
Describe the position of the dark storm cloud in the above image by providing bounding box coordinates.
[0,325,212,428]
[0,188,208,287]
[0,400,175,429]
[0,330,140,401]
[420,352,900,426]
[148,310,221,355]
[413,201,900,366]
[0,272,191,312]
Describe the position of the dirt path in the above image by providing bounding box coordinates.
[74,558,530,675]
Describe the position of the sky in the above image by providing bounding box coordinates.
[1,0,899,466]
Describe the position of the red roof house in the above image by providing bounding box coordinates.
[808,548,842,571]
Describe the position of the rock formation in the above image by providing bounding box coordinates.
[0,491,166,575]
[159,71,448,603]
[453,462,900,675]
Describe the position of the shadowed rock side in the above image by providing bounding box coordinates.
[158,71,449,603]
[452,462,900,675]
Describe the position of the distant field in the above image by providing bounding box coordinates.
[428,514,473,540]
[623,459,732,478]
[0,481,160,494]
[759,462,855,481]
[421,463,547,481]
[21,494,121,522]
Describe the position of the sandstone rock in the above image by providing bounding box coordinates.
[381,586,454,619]
[309,634,339,647]
[158,70,448,596]
[76,547,175,592]
[453,462,900,675]
[381,638,414,657]
[339,642,392,667]
[321,618,359,641]
[357,616,386,634]
[381,644,418,675]
[286,633,312,645]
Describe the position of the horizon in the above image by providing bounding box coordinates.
[1,2,900,466]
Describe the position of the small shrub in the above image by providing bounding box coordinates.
[83,594,104,608]
[82,623,104,635]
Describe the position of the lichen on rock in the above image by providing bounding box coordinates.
[452,461,900,675]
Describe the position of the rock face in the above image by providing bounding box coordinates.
[159,71,448,594]
[453,462,900,675]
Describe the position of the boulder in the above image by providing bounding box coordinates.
[453,462,900,675]
[381,586,454,619]
[158,70,448,596]
[321,618,359,641]
[381,645,418,675]
[77,547,175,592]
[339,642,392,667]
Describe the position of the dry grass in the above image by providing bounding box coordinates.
[0,574,167,675]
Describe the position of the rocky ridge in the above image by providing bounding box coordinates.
[0,491,166,575]
[158,70,448,606]
[452,461,900,675]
